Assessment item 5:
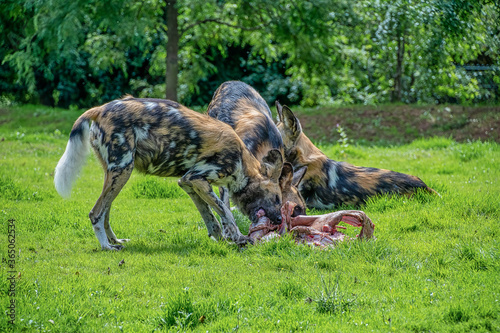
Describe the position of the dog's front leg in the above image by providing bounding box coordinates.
[179,175,253,246]
[219,186,230,209]
[178,178,223,240]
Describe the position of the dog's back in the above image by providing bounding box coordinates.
[208,81,282,162]
[208,81,273,122]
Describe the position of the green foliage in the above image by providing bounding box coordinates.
[336,124,350,158]
[1,0,498,107]
[158,288,200,330]
[408,136,455,150]
[277,279,306,299]
[306,272,356,315]
[0,176,44,201]
[129,176,187,199]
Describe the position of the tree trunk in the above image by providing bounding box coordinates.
[393,32,405,102]
[165,0,178,101]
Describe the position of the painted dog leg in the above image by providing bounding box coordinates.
[179,174,253,245]
[89,165,133,250]
[178,179,223,240]
[219,186,231,210]
[103,208,130,245]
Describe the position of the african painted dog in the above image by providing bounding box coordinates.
[275,102,439,209]
[54,96,287,250]
[207,81,307,218]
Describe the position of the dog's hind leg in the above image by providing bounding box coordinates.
[103,208,130,245]
[179,174,252,246]
[89,164,133,250]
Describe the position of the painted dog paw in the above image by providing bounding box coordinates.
[234,235,254,246]
[102,244,124,251]
[110,238,130,244]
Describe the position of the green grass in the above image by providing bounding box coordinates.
[0,105,499,332]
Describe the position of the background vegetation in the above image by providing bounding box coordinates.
[1,0,499,108]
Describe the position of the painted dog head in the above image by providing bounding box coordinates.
[231,149,294,225]
[280,163,308,217]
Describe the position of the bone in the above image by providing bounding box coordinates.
[248,201,375,247]
[248,215,277,240]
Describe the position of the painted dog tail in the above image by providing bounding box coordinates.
[424,185,441,198]
[54,107,101,198]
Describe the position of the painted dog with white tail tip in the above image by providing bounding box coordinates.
[54,96,287,250]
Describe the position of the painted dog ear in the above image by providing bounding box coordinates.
[282,105,302,143]
[279,162,294,191]
[275,100,283,123]
[260,149,284,182]
[292,166,308,187]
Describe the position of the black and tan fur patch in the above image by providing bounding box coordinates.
[275,102,439,209]
[208,81,307,216]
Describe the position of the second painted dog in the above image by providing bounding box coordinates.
[275,102,439,209]
[208,81,307,218]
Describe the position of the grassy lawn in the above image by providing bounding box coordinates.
[0,104,499,332]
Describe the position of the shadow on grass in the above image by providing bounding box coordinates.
[119,236,236,257]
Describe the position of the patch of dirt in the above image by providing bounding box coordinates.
[295,105,500,145]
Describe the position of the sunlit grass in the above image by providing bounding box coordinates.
[0,105,499,332]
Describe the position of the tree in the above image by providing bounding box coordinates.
[165,0,178,100]
[2,0,355,104]
[2,0,498,107]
